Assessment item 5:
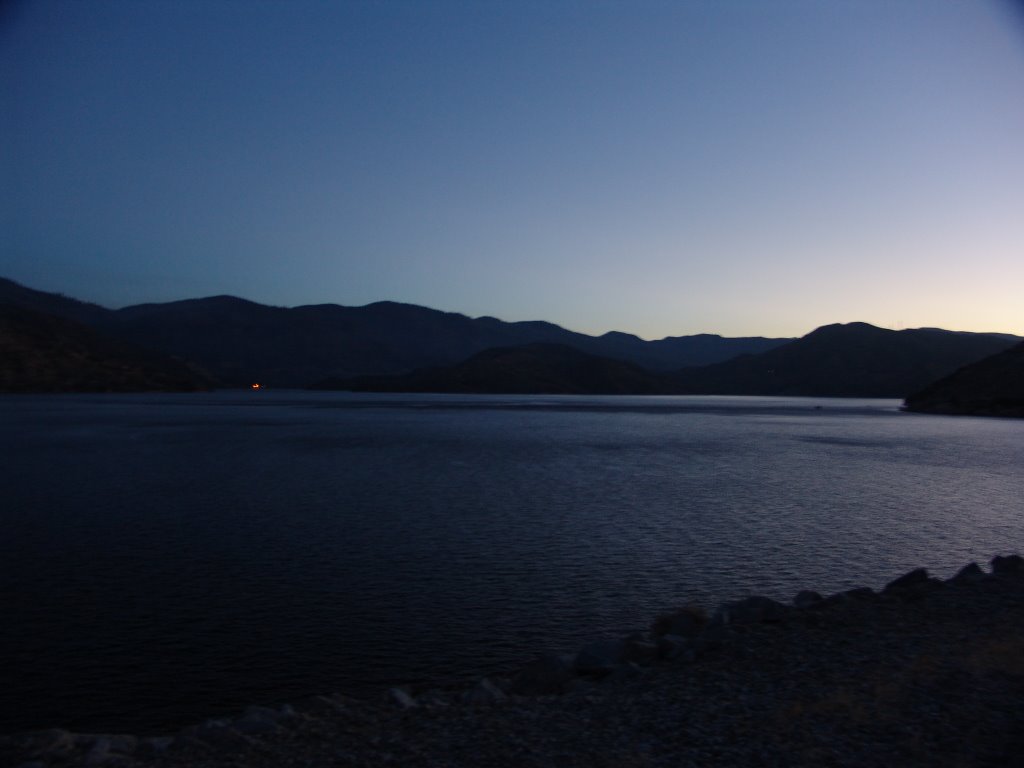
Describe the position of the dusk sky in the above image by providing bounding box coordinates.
[2,0,1023,339]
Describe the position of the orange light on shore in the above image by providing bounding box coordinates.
[251,383,261,390]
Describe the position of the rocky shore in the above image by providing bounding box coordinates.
[5,556,1024,768]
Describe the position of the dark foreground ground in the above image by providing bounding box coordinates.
[5,558,1024,768]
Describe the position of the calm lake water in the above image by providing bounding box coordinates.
[2,391,1023,733]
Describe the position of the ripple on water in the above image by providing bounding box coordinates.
[1,392,1022,733]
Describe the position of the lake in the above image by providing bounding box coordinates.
[2,391,1022,734]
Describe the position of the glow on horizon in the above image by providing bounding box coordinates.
[2,0,1023,340]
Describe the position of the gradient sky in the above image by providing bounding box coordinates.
[2,1,1023,339]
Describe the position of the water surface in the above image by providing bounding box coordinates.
[2,391,1022,733]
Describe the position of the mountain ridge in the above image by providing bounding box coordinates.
[2,277,1019,397]
[0,277,790,387]
[316,322,1021,399]
[669,321,1017,398]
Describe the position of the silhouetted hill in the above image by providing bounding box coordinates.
[102,298,789,386]
[903,342,1024,417]
[5,278,1016,397]
[0,303,214,392]
[670,322,1020,397]
[316,343,673,394]
[0,276,112,326]
[0,278,787,387]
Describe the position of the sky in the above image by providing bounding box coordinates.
[2,0,1023,340]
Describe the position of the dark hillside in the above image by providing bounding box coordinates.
[671,322,1018,397]
[903,342,1024,417]
[0,276,112,326]
[0,303,213,392]
[0,278,790,387]
[315,343,673,395]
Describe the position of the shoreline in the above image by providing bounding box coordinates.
[4,555,1024,767]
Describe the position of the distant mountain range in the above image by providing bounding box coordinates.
[0,277,785,387]
[1,276,1020,400]
[321,324,1020,399]
[670,322,1018,398]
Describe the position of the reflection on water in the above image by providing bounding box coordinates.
[1,391,1022,733]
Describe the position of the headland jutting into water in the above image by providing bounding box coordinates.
[4,556,1024,767]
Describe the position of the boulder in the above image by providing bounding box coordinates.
[388,687,418,709]
[651,604,707,637]
[105,735,138,755]
[232,714,281,736]
[843,587,877,600]
[463,677,508,705]
[689,624,731,655]
[510,653,575,695]
[575,639,626,677]
[83,737,111,766]
[77,734,138,762]
[289,694,352,718]
[623,638,659,666]
[793,590,823,608]
[23,730,74,759]
[883,567,931,593]
[950,561,986,584]
[134,738,173,760]
[604,662,643,685]
[822,587,876,606]
[991,554,1024,575]
[711,595,791,625]
[656,634,694,661]
[177,721,252,752]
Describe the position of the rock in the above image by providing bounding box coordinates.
[134,737,173,760]
[463,677,507,705]
[843,586,877,600]
[168,734,211,754]
[822,586,877,606]
[418,690,453,711]
[991,554,1024,575]
[793,590,823,608]
[623,638,659,666]
[657,634,692,661]
[84,737,111,766]
[884,567,931,593]
[652,604,707,637]
[510,653,575,695]
[883,570,943,600]
[106,735,138,755]
[711,596,791,625]
[77,734,138,762]
[24,729,74,758]
[950,561,986,584]
[290,693,354,717]
[604,662,643,685]
[388,687,418,709]
[232,714,281,736]
[690,625,731,655]
[565,677,600,695]
[178,721,253,752]
[575,639,627,676]
[243,705,284,722]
